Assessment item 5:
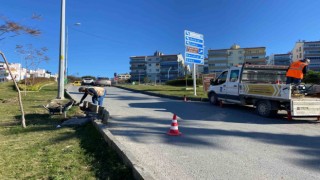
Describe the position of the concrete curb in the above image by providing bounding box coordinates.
[65,89,154,179]
[92,120,155,180]
[115,85,209,102]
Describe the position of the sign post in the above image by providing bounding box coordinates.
[184,30,204,96]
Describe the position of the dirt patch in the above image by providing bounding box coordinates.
[0,98,18,104]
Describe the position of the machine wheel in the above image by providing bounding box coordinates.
[209,93,219,106]
[256,100,272,117]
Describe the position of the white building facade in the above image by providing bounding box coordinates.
[0,61,52,82]
[292,40,320,71]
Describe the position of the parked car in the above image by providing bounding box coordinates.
[81,78,95,85]
[95,77,111,86]
[72,81,82,86]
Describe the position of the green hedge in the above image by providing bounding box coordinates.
[166,78,202,86]
[303,70,320,84]
[17,77,54,91]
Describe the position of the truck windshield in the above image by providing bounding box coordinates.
[214,71,228,85]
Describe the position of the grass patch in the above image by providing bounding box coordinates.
[119,84,208,98]
[0,82,133,179]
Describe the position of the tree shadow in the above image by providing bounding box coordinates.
[73,124,133,179]
[8,113,133,179]
[126,100,320,124]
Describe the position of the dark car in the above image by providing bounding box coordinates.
[95,77,111,86]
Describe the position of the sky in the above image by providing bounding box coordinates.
[0,0,320,78]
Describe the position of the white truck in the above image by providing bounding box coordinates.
[207,64,320,120]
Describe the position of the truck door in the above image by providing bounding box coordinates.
[226,69,240,98]
[212,71,228,97]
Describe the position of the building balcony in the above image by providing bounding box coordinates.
[130,60,146,64]
[130,67,146,70]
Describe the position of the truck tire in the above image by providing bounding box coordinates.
[256,100,272,117]
[209,93,219,105]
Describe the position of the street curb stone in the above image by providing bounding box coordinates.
[92,120,155,180]
[65,90,154,179]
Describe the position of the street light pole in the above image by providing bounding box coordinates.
[65,25,68,85]
[57,0,66,99]
[138,70,141,85]
[167,66,172,80]
[65,22,80,85]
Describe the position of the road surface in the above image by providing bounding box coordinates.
[68,85,320,180]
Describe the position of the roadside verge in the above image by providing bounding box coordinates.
[115,85,209,102]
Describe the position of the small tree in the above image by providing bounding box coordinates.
[0,15,41,41]
[143,77,150,84]
[0,14,42,128]
[304,70,320,84]
[16,44,49,86]
[0,52,26,128]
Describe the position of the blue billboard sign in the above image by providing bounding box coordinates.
[184,30,204,64]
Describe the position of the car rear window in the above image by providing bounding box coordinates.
[97,77,109,80]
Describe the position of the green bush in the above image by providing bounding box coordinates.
[303,70,320,84]
[20,77,55,85]
[18,77,54,91]
[166,78,202,86]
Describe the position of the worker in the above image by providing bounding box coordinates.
[78,86,107,106]
[286,58,310,85]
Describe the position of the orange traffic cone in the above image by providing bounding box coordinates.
[167,114,182,136]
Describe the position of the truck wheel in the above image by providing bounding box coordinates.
[209,93,218,105]
[256,100,272,117]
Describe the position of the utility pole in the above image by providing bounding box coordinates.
[138,71,141,85]
[57,0,66,99]
[168,66,172,80]
[65,22,81,85]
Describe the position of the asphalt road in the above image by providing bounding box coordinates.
[67,85,320,180]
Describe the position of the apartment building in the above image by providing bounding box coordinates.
[146,51,162,83]
[117,73,131,80]
[268,53,291,66]
[207,44,266,73]
[244,47,266,65]
[0,62,53,82]
[0,62,26,82]
[129,56,146,82]
[160,54,184,82]
[129,51,184,83]
[197,57,208,75]
[292,40,320,71]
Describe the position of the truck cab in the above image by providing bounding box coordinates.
[208,66,242,105]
